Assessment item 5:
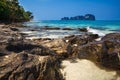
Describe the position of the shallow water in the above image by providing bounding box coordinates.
[21,20,120,39]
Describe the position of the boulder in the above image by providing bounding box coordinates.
[78,28,88,32]
[32,39,72,58]
[0,53,63,80]
[64,34,99,45]
[71,33,120,69]
[100,33,120,69]
[10,27,19,31]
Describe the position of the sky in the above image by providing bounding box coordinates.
[19,0,120,20]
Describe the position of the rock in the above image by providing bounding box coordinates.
[84,14,95,20]
[32,39,72,58]
[5,38,56,56]
[64,34,99,45]
[102,33,120,41]
[62,28,74,30]
[100,40,120,69]
[74,42,102,62]
[1,24,120,80]
[78,28,88,32]
[41,27,61,30]
[61,17,69,20]
[70,16,84,20]
[72,33,120,69]
[61,14,95,20]
[0,53,63,80]
[10,27,19,31]
[100,33,120,69]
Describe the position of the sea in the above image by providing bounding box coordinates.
[22,20,120,39]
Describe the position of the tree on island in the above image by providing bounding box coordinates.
[0,0,33,23]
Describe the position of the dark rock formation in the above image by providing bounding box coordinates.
[0,24,63,80]
[78,28,88,32]
[41,26,61,30]
[70,33,120,69]
[61,17,69,20]
[62,28,74,30]
[61,14,95,20]
[0,53,63,80]
[70,16,84,20]
[100,33,120,69]
[10,27,19,31]
[84,14,95,20]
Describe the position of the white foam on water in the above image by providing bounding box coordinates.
[87,26,105,36]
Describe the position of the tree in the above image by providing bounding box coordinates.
[0,0,33,22]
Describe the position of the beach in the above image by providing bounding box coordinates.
[0,23,120,80]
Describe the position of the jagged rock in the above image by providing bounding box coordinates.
[100,33,120,69]
[64,34,99,45]
[102,33,120,41]
[5,38,56,56]
[84,14,95,20]
[71,33,120,69]
[100,40,120,69]
[0,53,63,80]
[32,39,72,58]
[64,34,102,61]
[78,28,88,32]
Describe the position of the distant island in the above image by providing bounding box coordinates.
[61,14,95,20]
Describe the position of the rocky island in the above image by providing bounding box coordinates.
[61,14,95,20]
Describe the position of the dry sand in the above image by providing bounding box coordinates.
[61,59,120,80]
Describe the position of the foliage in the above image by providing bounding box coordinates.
[0,0,33,22]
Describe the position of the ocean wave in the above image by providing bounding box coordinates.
[87,26,105,36]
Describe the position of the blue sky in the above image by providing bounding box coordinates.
[19,0,120,20]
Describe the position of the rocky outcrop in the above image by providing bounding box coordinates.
[32,34,99,59]
[0,24,63,80]
[77,28,88,32]
[0,24,120,80]
[0,53,63,80]
[61,14,95,20]
[70,33,120,69]
[100,33,120,69]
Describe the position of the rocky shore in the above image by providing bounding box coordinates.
[0,24,120,80]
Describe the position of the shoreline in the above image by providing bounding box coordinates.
[0,23,120,80]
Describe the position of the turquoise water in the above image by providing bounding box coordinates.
[25,20,120,30]
[23,20,120,39]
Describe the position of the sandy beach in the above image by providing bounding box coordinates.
[61,59,119,80]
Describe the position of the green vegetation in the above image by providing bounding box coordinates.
[0,0,33,22]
